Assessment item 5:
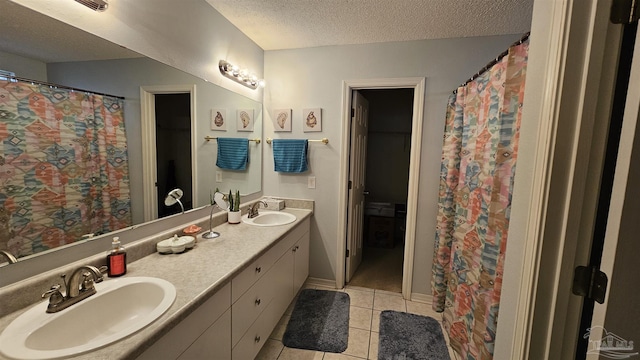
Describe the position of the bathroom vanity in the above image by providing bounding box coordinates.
[0,202,312,360]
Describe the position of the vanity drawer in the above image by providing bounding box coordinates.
[231,261,277,346]
[232,298,279,360]
[232,236,296,349]
[231,217,309,302]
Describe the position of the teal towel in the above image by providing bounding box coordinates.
[216,138,249,170]
[273,139,308,173]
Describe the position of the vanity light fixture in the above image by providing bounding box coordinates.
[74,0,109,11]
[218,60,264,90]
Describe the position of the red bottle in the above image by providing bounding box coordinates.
[107,237,127,277]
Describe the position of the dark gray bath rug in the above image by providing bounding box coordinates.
[378,310,450,360]
[282,289,350,353]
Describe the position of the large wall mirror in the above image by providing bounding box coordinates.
[0,0,262,261]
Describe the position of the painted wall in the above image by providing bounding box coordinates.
[263,35,522,295]
[11,0,264,103]
[0,50,47,81]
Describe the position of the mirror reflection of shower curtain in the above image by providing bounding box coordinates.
[0,79,131,257]
[431,40,528,360]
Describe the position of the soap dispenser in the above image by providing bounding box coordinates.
[107,237,127,277]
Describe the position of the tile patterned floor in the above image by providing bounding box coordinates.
[255,284,460,360]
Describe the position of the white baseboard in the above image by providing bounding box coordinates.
[410,293,433,304]
[306,277,338,289]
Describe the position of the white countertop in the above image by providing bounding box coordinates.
[0,208,312,360]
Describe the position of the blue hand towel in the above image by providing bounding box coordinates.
[216,138,249,170]
[272,139,308,173]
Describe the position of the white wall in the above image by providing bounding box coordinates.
[11,0,264,103]
[263,35,522,295]
[0,50,47,81]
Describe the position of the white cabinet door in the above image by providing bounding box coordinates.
[178,309,231,360]
[137,284,231,360]
[293,232,310,295]
[271,244,295,318]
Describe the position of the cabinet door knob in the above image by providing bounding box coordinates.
[254,335,261,343]
[255,266,261,273]
[255,298,261,306]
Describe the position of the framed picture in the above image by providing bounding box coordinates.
[303,108,322,132]
[210,109,226,131]
[237,109,254,132]
[273,109,292,132]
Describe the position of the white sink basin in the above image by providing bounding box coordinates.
[0,276,176,360]
[242,211,296,226]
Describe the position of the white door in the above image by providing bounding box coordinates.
[345,91,369,282]
[584,25,640,360]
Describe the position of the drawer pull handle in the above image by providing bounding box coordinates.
[255,266,261,273]
[255,298,261,306]
[255,335,261,343]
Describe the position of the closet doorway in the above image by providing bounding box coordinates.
[338,78,425,299]
[140,85,197,222]
[155,93,193,218]
[347,88,414,293]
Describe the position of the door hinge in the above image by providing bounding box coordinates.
[611,0,639,24]
[351,108,355,118]
[572,266,608,304]
[348,180,352,189]
[346,249,350,258]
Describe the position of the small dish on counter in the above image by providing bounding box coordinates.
[157,235,195,254]
[182,224,202,235]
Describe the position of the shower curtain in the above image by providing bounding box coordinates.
[0,79,131,257]
[431,39,528,359]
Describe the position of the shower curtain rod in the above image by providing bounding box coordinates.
[453,32,530,94]
[8,75,125,100]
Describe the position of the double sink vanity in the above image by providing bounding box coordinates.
[0,199,313,360]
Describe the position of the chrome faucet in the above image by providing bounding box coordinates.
[0,250,17,265]
[41,265,107,313]
[247,200,268,219]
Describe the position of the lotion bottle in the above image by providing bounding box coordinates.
[107,237,127,277]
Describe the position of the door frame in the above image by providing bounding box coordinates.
[140,84,197,222]
[336,77,425,299]
[586,21,640,360]
[495,0,625,358]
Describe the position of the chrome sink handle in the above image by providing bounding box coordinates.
[41,284,64,307]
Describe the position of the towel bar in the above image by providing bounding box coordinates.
[205,136,261,144]
[266,138,328,145]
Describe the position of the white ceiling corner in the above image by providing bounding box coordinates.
[205,0,534,51]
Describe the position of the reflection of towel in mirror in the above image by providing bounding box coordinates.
[216,138,249,170]
[273,139,308,173]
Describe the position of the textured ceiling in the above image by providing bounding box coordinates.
[0,0,534,64]
[205,0,534,50]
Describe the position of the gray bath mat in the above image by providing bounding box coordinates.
[282,289,350,353]
[378,310,450,360]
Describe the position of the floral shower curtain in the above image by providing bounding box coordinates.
[431,39,528,359]
[0,79,131,257]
